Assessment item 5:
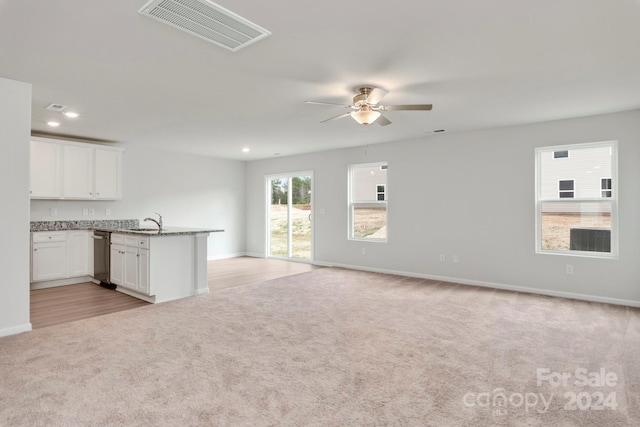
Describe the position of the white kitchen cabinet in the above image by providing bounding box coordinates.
[67,230,90,277]
[30,136,123,200]
[62,144,93,199]
[30,139,62,198]
[31,232,68,282]
[94,147,122,199]
[110,234,150,295]
[138,248,150,295]
[110,241,125,286]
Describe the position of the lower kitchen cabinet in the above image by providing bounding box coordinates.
[67,230,90,277]
[31,230,91,283]
[31,232,67,282]
[110,234,150,295]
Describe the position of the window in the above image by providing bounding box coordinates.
[601,178,612,198]
[349,162,387,241]
[554,150,569,159]
[558,180,574,198]
[536,141,617,257]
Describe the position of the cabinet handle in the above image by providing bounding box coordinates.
[34,248,37,251]
[48,236,52,239]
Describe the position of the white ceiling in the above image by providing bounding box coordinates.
[2,0,640,160]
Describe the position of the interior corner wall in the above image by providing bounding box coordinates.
[30,146,246,259]
[0,77,32,337]
[245,109,640,305]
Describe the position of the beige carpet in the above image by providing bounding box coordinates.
[1,268,639,426]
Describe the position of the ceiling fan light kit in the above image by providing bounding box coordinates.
[351,107,381,125]
[305,86,433,127]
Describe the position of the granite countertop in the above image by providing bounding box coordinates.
[108,226,224,236]
[31,220,223,236]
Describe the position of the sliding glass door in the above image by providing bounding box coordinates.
[267,172,313,261]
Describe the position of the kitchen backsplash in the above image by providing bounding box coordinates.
[30,219,139,232]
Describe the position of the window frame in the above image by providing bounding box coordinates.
[558,179,575,198]
[348,162,388,242]
[601,177,612,198]
[535,141,618,259]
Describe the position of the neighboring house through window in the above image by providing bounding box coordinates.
[536,141,617,257]
[349,162,388,241]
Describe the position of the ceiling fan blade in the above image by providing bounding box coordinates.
[376,114,392,126]
[320,112,351,123]
[365,88,389,105]
[382,104,433,111]
[305,101,354,108]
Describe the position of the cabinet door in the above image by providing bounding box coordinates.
[110,243,124,285]
[123,246,139,290]
[32,241,67,282]
[63,145,93,198]
[137,248,150,295]
[30,140,62,198]
[94,148,121,199]
[67,231,89,277]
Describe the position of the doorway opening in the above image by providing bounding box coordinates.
[267,172,313,261]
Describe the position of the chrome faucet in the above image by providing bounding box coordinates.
[143,212,163,230]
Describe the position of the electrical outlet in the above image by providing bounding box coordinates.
[49,208,57,216]
[82,208,89,216]
[453,254,459,264]
[439,254,446,263]
[361,247,366,255]
[88,208,95,216]
[105,208,112,216]
[566,264,574,275]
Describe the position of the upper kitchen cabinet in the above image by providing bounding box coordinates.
[30,136,123,200]
[94,148,122,199]
[30,139,62,198]
[62,144,93,198]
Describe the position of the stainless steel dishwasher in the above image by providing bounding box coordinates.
[92,230,115,287]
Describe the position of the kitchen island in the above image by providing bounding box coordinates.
[108,227,223,303]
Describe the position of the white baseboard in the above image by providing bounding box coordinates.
[30,276,94,290]
[243,252,264,258]
[208,252,252,261]
[115,287,156,303]
[0,323,32,338]
[314,261,640,308]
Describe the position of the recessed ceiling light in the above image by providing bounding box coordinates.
[63,111,79,118]
[47,121,60,127]
[242,147,250,153]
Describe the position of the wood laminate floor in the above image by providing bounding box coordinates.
[30,283,150,329]
[208,256,321,291]
[31,257,321,329]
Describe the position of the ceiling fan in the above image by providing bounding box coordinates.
[305,86,432,126]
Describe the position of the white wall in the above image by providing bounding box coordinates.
[0,77,32,337]
[245,109,640,305]
[31,145,245,259]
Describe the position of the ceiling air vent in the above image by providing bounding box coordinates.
[138,0,270,52]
